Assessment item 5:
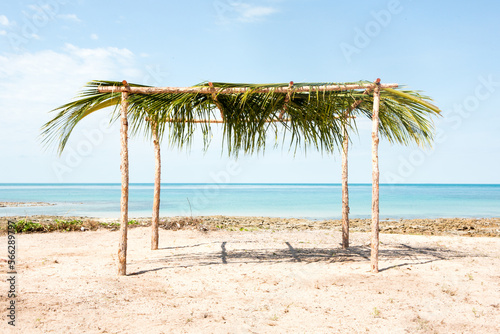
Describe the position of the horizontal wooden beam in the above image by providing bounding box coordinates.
[165,118,288,124]
[98,83,399,95]
[159,114,355,124]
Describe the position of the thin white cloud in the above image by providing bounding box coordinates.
[0,15,9,26]
[215,1,278,24]
[58,14,82,23]
[235,4,277,22]
[0,30,6,36]
[90,33,98,40]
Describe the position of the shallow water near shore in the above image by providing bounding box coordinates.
[0,183,499,219]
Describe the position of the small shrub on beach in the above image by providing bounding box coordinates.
[101,222,119,228]
[161,217,209,231]
[54,219,84,231]
[82,219,100,230]
[6,218,96,234]
[14,219,46,233]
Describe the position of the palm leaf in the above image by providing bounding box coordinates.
[41,80,440,156]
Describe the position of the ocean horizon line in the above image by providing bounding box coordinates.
[1,182,499,186]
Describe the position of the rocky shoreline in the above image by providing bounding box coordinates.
[0,215,499,237]
[0,201,55,207]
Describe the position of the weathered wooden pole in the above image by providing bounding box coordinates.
[370,80,381,273]
[341,80,379,249]
[341,123,349,249]
[151,121,161,250]
[118,80,130,275]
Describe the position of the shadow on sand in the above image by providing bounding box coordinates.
[129,239,475,276]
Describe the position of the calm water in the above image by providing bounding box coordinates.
[0,183,499,219]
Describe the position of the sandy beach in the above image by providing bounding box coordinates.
[3,0,500,333]
[1,218,499,333]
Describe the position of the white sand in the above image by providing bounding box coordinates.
[1,227,499,333]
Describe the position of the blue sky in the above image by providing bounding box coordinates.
[0,0,499,184]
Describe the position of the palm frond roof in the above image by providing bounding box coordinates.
[41,80,440,155]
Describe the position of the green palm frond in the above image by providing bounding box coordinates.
[41,80,440,156]
[353,88,440,147]
[41,80,149,154]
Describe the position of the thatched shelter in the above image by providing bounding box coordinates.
[43,79,440,275]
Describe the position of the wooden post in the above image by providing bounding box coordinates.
[118,81,130,276]
[341,123,349,249]
[151,121,161,250]
[279,81,294,119]
[208,82,225,119]
[370,80,381,273]
[341,79,379,249]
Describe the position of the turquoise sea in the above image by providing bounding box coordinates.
[0,183,499,219]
